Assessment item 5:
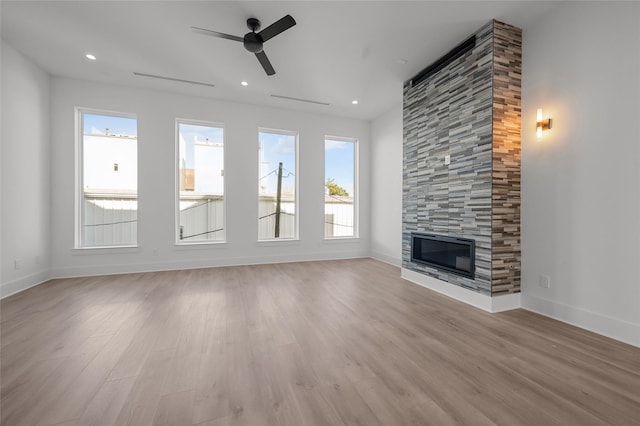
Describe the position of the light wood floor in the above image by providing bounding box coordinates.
[1,259,639,426]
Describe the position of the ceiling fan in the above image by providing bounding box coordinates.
[192,15,296,76]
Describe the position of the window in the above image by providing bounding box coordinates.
[258,129,297,240]
[325,137,357,238]
[176,120,225,243]
[77,109,138,247]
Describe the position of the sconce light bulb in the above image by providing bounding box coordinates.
[537,108,543,122]
[536,126,543,139]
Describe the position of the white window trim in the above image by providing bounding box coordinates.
[175,118,227,245]
[75,107,139,249]
[323,135,359,240]
[257,127,299,242]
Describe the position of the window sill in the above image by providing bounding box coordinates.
[174,241,228,249]
[324,236,360,242]
[257,238,300,246]
[72,245,140,255]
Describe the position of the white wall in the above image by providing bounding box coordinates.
[521,2,640,346]
[1,41,51,296]
[370,106,403,265]
[50,77,370,277]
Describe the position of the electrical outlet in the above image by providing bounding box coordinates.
[539,275,551,288]
[14,259,22,270]
[445,154,451,165]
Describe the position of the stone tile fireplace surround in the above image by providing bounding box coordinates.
[402,20,522,310]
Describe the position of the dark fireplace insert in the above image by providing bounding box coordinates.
[411,233,475,278]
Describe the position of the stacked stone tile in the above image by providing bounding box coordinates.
[402,20,522,296]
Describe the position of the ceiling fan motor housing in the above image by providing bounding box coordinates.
[243,32,263,53]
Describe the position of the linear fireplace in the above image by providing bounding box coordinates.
[411,233,475,278]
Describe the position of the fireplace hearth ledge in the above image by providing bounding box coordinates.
[401,268,521,313]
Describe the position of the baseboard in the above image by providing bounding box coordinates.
[50,250,370,280]
[401,268,521,313]
[521,293,640,348]
[1,270,51,299]
[369,250,401,267]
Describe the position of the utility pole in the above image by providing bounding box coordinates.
[274,162,283,238]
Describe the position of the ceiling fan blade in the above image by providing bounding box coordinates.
[258,15,296,42]
[191,27,243,42]
[255,50,275,76]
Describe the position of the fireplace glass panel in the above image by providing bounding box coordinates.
[411,233,475,278]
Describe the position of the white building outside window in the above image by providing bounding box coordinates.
[77,109,138,248]
[176,120,225,243]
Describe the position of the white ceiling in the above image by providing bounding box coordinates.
[1,1,559,121]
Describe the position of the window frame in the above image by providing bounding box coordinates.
[257,127,299,242]
[175,118,227,245]
[323,135,359,240]
[75,107,139,249]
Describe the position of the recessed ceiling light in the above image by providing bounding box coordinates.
[396,58,408,65]
[85,53,97,61]
[241,81,248,86]
[352,100,359,105]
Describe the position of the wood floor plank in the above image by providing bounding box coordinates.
[288,384,343,426]
[1,259,639,426]
[193,417,230,426]
[114,348,176,426]
[0,356,66,419]
[37,292,163,425]
[1,273,156,394]
[152,390,195,426]
[74,376,137,426]
[317,379,383,426]
[191,325,229,425]
[2,345,102,426]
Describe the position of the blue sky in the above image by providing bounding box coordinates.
[84,113,137,136]
[325,139,355,196]
[259,133,355,196]
[260,131,296,195]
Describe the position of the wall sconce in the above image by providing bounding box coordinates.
[536,108,552,139]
